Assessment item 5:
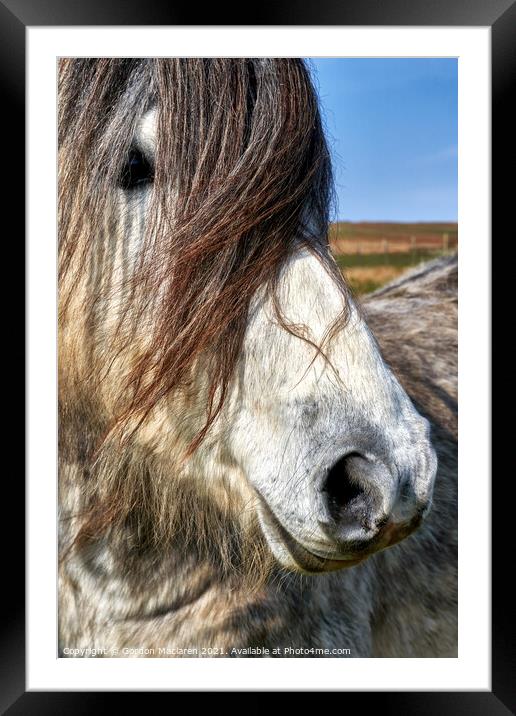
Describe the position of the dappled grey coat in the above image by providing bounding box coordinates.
[59,255,457,658]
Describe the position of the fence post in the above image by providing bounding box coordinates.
[382,238,388,265]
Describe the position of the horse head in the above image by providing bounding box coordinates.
[59,58,436,576]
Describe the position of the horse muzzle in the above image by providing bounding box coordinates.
[257,444,437,574]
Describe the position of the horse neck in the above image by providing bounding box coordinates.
[58,396,277,616]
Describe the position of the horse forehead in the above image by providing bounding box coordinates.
[247,250,357,351]
[279,250,349,323]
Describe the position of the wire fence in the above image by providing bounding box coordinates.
[330,232,458,258]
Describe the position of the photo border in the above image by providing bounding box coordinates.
[8,0,507,709]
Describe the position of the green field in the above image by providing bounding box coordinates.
[335,249,445,270]
[330,221,458,295]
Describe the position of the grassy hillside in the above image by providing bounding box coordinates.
[329,221,458,242]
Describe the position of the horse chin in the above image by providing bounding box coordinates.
[256,498,369,575]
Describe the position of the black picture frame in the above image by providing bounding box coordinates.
[9,0,507,710]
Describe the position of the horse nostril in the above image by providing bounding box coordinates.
[322,452,379,542]
[323,452,362,507]
[322,452,371,528]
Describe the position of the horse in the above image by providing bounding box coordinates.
[58,58,456,658]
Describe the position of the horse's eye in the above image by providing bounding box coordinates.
[119,148,153,190]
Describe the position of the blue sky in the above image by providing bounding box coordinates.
[308,58,458,222]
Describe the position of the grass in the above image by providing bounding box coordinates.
[335,248,445,270]
[346,276,388,295]
[336,251,455,294]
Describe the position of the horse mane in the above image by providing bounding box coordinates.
[59,58,339,454]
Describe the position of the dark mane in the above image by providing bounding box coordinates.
[59,58,336,451]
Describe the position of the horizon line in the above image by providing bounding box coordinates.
[332,219,458,224]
